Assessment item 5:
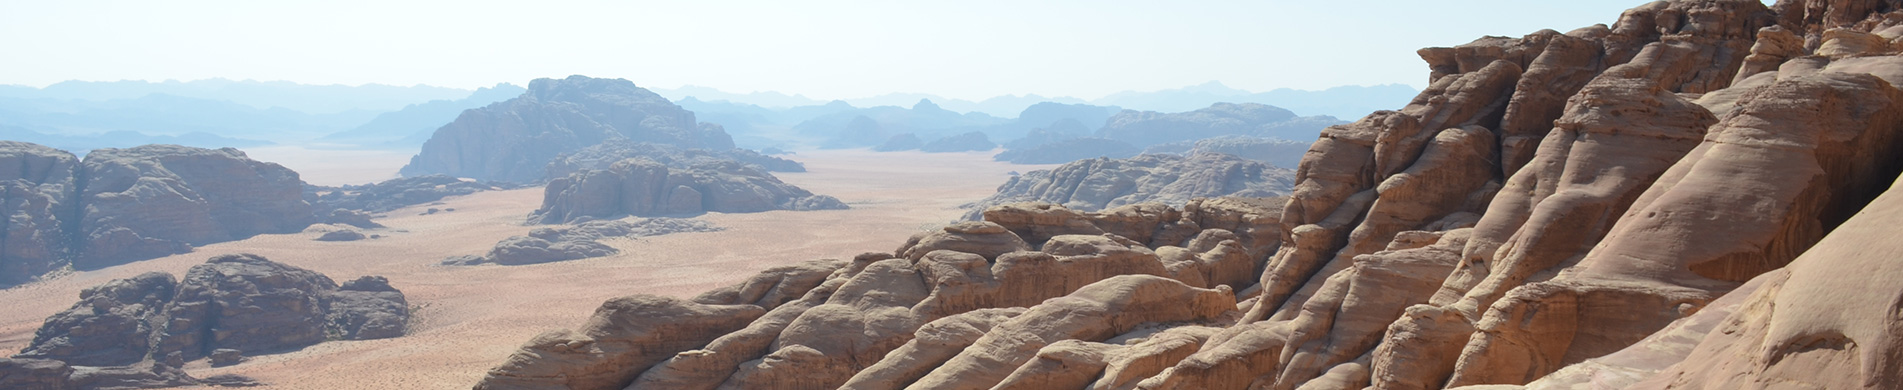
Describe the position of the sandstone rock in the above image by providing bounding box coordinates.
[544,139,804,178]
[895,221,1032,261]
[76,145,313,269]
[475,296,763,390]
[0,358,72,390]
[449,219,721,266]
[16,272,176,366]
[531,158,846,224]
[401,75,736,183]
[837,308,1027,390]
[1142,135,1315,169]
[902,275,1234,390]
[208,349,243,367]
[15,254,405,388]
[966,152,1294,217]
[0,141,78,287]
[306,174,498,218]
[315,229,367,241]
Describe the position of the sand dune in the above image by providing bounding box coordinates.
[0,148,1047,390]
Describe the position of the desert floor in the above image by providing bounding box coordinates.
[0,148,1049,390]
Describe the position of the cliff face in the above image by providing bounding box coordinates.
[399,75,739,183]
[966,152,1295,218]
[477,1,1903,389]
[0,142,315,285]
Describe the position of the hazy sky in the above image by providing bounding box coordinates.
[1,1,1772,100]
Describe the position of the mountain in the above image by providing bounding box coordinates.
[0,93,378,145]
[318,83,527,148]
[473,1,1903,389]
[400,75,740,183]
[1093,82,1420,120]
[0,79,471,113]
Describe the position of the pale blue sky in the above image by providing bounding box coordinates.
[0,0,1775,100]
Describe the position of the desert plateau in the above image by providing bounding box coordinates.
[6,1,1903,389]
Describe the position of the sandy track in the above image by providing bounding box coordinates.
[0,148,1050,390]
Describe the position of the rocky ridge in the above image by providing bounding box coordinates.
[531,158,847,224]
[6,254,408,389]
[965,152,1296,219]
[472,1,1903,389]
[0,142,315,286]
[443,218,723,266]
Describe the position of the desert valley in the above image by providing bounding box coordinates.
[6,1,1903,390]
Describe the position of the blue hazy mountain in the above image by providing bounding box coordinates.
[0,79,471,113]
[794,99,1013,148]
[0,125,268,154]
[656,82,1417,121]
[0,93,380,144]
[318,83,527,148]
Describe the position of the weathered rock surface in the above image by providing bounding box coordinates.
[306,174,500,220]
[1142,135,1313,170]
[76,145,313,270]
[544,139,804,177]
[400,75,740,183]
[0,358,74,389]
[11,254,407,389]
[965,152,1294,218]
[531,158,846,224]
[473,296,766,390]
[475,1,1903,389]
[484,199,1281,390]
[0,142,320,286]
[445,218,723,266]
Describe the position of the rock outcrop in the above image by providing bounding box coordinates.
[1142,135,1312,169]
[0,142,317,286]
[993,137,1140,165]
[306,174,501,219]
[544,139,804,178]
[965,152,1294,218]
[444,218,722,266]
[478,1,1903,389]
[1096,103,1342,147]
[400,75,743,183]
[12,254,407,388]
[531,158,846,224]
[481,198,1282,390]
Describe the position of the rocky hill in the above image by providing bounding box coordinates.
[531,158,848,224]
[1095,102,1343,147]
[1142,135,1313,169]
[0,142,315,286]
[469,1,1903,389]
[4,254,407,389]
[965,152,1295,218]
[399,75,743,183]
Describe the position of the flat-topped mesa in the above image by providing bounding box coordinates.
[529,157,847,224]
[399,75,745,183]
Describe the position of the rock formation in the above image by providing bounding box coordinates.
[475,1,1903,389]
[531,158,846,224]
[12,254,407,388]
[306,174,500,216]
[993,137,1140,164]
[919,131,996,153]
[443,218,722,266]
[477,198,1282,390]
[1096,103,1343,147]
[1142,135,1312,169]
[544,139,804,177]
[0,142,317,286]
[966,152,1294,218]
[399,75,743,183]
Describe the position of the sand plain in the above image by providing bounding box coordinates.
[0,148,1049,389]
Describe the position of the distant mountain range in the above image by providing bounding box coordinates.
[0,79,472,113]
[651,81,1417,120]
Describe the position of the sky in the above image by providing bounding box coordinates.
[0,0,1777,101]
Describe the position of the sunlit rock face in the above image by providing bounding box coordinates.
[475,1,1903,389]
